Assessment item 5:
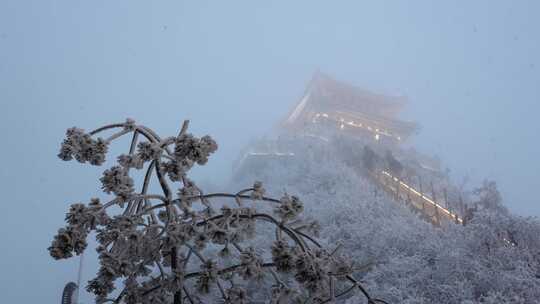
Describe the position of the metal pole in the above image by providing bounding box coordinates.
[76,252,84,304]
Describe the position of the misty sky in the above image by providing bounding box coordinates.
[1,1,539,303]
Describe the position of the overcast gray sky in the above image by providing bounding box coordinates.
[1,1,539,303]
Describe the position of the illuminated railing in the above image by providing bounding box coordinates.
[380,170,463,224]
[312,112,401,142]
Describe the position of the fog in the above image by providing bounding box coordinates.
[0,1,539,303]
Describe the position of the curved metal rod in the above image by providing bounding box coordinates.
[142,193,281,214]
[89,123,159,144]
[141,262,276,297]
[195,213,307,252]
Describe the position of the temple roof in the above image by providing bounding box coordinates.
[283,72,419,141]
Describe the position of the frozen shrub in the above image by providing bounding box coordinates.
[49,119,387,304]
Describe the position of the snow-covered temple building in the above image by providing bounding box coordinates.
[234,72,423,177]
[234,72,466,226]
[282,72,419,144]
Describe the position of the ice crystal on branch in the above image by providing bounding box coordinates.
[136,141,162,162]
[174,134,218,165]
[58,127,108,165]
[100,166,135,202]
[251,180,266,200]
[275,194,304,222]
[118,154,144,169]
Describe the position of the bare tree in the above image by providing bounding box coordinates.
[48,119,387,304]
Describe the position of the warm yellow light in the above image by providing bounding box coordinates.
[380,170,463,224]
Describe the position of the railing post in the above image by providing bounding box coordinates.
[459,195,465,226]
[430,182,441,225]
[382,171,389,191]
[430,181,437,206]
[434,204,441,226]
[443,188,449,211]
[396,178,401,202]
[443,187,459,224]
[406,177,412,208]
[418,176,426,215]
